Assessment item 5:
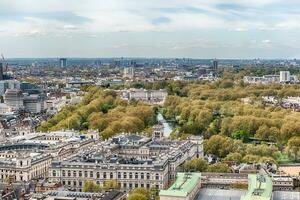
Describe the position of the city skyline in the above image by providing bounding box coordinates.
[1,0,300,58]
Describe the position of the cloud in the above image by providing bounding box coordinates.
[150,17,171,25]
[262,39,271,44]
[63,24,80,30]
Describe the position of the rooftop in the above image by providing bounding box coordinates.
[159,172,201,197]
[240,174,273,200]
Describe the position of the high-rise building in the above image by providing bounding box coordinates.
[212,59,218,72]
[0,80,21,96]
[23,94,45,113]
[123,67,134,78]
[95,60,101,67]
[280,71,291,83]
[4,89,24,109]
[0,63,3,80]
[59,58,67,67]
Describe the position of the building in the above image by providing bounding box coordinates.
[0,63,3,80]
[123,67,134,78]
[212,59,218,72]
[0,80,21,96]
[280,71,291,83]
[0,131,97,183]
[23,94,45,113]
[32,190,126,200]
[0,103,12,114]
[60,58,67,67]
[121,89,168,104]
[66,80,94,88]
[159,173,201,200]
[240,174,273,200]
[4,89,24,109]
[20,82,41,94]
[48,134,203,192]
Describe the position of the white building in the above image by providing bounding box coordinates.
[123,67,134,78]
[0,103,12,114]
[121,89,168,104]
[48,134,203,192]
[4,89,24,109]
[280,71,291,83]
[23,94,45,113]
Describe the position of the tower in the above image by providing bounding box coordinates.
[0,63,3,80]
[59,58,67,67]
[212,59,218,72]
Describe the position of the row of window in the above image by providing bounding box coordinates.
[53,170,160,180]
[62,180,160,190]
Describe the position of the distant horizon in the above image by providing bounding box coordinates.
[5,57,300,60]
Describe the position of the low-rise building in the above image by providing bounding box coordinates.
[121,88,168,104]
[48,134,203,192]
[159,172,201,200]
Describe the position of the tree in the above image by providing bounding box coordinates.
[224,152,243,163]
[130,188,150,199]
[183,158,208,172]
[128,193,147,200]
[242,154,261,163]
[287,136,300,161]
[207,162,231,173]
[103,180,120,190]
[83,181,100,192]
[232,130,250,142]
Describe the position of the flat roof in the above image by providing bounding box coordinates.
[240,174,273,200]
[159,172,201,197]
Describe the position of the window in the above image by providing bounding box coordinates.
[97,172,100,178]
[135,172,138,179]
[52,170,56,177]
[155,174,159,180]
[62,170,65,177]
[141,183,144,188]
[123,183,127,188]
[129,183,132,188]
[74,181,76,186]
[129,172,132,179]
[84,171,88,177]
[123,172,127,179]
[62,181,65,185]
[68,181,71,186]
[68,170,71,177]
[73,171,77,177]
[146,173,150,180]
[103,172,107,179]
[141,173,144,179]
[79,171,82,177]
[135,183,138,188]
[118,172,121,179]
[146,184,150,189]
[90,171,93,178]
[110,172,113,179]
[79,181,82,186]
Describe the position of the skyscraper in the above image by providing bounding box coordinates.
[0,63,3,80]
[280,71,291,83]
[123,67,134,78]
[59,58,67,67]
[212,59,218,72]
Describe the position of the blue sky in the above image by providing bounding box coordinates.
[0,0,300,58]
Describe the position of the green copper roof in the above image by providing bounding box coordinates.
[159,172,201,197]
[240,174,273,200]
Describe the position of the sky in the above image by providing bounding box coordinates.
[1,0,300,59]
